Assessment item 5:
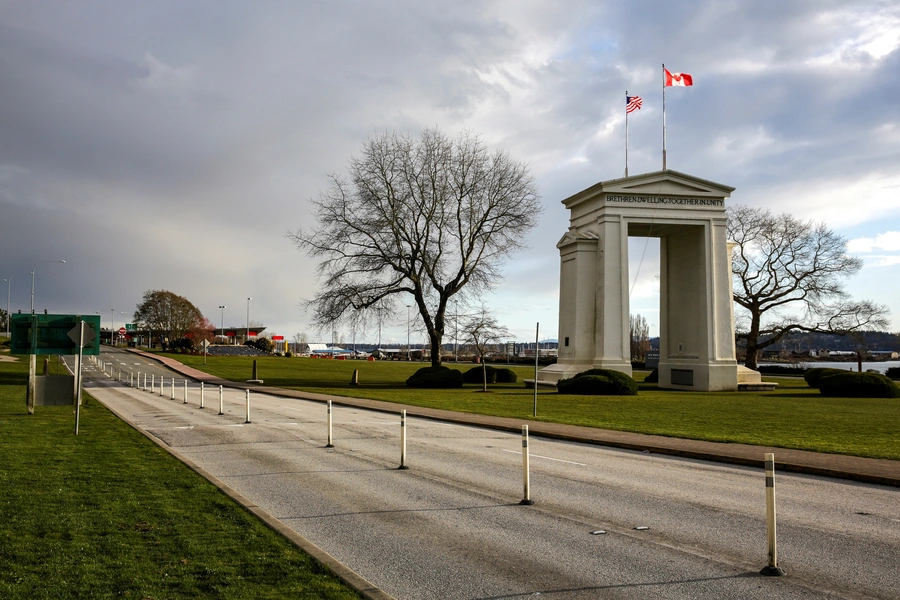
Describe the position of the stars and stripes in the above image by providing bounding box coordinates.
[626,95,643,113]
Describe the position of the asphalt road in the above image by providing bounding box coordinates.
[67,348,899,599]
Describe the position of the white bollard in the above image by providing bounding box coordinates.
[760,453,786,576]
[151,374,155,393]
[130,372,133,387]
[520,425,534,505]
[218,385,224,415]
[244,389,251,423]
[170,377,175,400]
[182,380,188,404]
[199,382,205,409]
[398,409,409,470]
[325,400,334,448]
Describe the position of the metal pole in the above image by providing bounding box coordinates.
[246,297,251,345]
[760,453,786,576]
[534,322,539,417]
[75,320,84,435]
[520,425,534,505]
[398,409,409,470]
[218,385,224,415]
[325,400,334,447]
[244,389,251,423]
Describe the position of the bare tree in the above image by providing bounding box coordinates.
[463,308,511,391]
[290,128,541,367]
[727,205,889,370]
[629,314,650,362]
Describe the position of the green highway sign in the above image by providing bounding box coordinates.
[10,314,103,356]
[125,323,136,331]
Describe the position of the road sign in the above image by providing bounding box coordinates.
[67,322,96,347]
[272,335,284,340]
[125,323,136,331]
[118,327,127,335]
[201,339,210,349]
[12,314,102,356]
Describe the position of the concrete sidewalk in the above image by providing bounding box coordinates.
[128,349,900,488]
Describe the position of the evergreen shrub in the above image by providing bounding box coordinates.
[406,365,464,388]
[818,371,900,398]
[803,367,846,388]
[557,368,638,396]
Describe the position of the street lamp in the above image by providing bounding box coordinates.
[219,305,226,343]
[3,274,19,337]
[406,304,411,361]
[30,259,66,314]
[246,297,251,344]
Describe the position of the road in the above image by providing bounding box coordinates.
[66,348,899,599]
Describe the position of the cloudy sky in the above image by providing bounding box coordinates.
[2,0,898,346]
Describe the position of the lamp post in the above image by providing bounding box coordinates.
[219,305,226,343]
[406,304,411,361]
[246,297,251,344]
[30,259,66,314]
[3,274,18,337]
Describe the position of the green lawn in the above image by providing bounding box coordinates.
[165,353,900,460]
[0,355,361,600]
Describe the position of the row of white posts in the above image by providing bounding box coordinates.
[99,359,785,576]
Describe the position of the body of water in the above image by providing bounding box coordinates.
[758,360,899,374]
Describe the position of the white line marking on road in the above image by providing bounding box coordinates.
[280,406,303,412]
[174,426,194,430]
[278,422,298,425]
[500,448,586,466]
[228,424,245,427]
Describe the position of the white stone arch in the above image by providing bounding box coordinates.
[539,170,739,391]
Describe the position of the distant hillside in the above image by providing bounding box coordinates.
[740,331,900,353]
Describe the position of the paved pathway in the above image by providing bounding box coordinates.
[127,349,900,487]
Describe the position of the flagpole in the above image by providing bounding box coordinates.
[662,64,667,170]
[625,90,629,177]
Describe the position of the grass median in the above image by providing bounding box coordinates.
[163,353,899,460]
[0,355,362,599]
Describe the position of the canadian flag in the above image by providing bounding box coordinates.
[664,68,693,87]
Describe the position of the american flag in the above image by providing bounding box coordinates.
[626,95,642,113]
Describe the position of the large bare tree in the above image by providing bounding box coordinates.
[727,205,889,369]
[290,128,541,367]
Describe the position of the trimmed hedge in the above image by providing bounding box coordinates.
[462,365,518,384]
[406,365,464,388]
[463,365,497,384]
[644,368,659,383]
[557,368,638,396]
[818,371,900,398]
[756,364,808,376]
[803,367,846,389]
[495,368,517,383]
[886,367,900,380]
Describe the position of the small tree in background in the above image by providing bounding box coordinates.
[630,314,650,363]
[134,290,204,351]
[463,308,510,392]
[187,317,216,351]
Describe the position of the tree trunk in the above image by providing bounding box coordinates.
[429,328,443,367]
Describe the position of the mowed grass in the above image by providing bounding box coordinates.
[167,353,900,460]
[0,355,361,600]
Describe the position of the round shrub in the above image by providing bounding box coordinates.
[644,368,659,383]
[818,371,900,398]
[803,367,846,389]
[463,365,496,384]
[495,368,517,383]
[557,368,638,396]
[885,367,900,380]
[406,365,464,388]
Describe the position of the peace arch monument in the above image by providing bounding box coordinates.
[538,169,746,392]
